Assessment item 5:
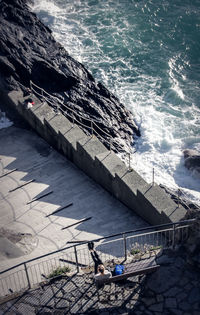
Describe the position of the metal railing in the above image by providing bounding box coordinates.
[30,80,115,151]
[0,219,195,299]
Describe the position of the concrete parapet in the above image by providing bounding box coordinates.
[95,151,127,193]
[59,125,87,161]
[75,136,107,182]
[3,90,188,225]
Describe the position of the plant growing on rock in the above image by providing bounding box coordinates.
[48,266,71,279]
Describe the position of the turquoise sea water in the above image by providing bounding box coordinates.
[31,0,200,205]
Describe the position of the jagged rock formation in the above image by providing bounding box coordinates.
[0,0,140,152]
[183,149,200,175]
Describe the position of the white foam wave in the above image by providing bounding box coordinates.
[30,0,62,15]
[168,56,185,100]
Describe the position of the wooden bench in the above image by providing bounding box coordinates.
[95,257,160,286]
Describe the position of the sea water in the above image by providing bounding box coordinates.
[31,0,200,205]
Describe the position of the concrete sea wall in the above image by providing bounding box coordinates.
[2,90,187,225]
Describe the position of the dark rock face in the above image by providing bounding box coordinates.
[0,0,140,152]
[183,149,200,174]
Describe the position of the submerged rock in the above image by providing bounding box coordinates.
[0,0,140,152]
[183,149,200,175]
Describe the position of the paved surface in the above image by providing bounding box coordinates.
[0,125,146,271]
[1,248,199,314]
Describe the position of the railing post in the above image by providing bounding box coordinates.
[110,139,112,152]
[24,263,31,289]
[152,168,155,186]
[172,224,176,250]
[127,153,131,171]
[91,121,93,137]
[177,189,180,208]
[74,246,80,273]
[123,234,127,261]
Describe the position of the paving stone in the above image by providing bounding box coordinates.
[147,265,182,293]
[139,305,145,311]
[149,303,163,312]
[193,302,200,310]
[191,280,199,287]
[156,255,175,265]
[179,277,188,287]
[188,287,200,304]
[165,297,177,308]
[164,286,182,297]
[179,301,191,312]
[141,297,156,307]
[156,294,164,302]
[143,311,153,315]
[184,283,193,292]
[169,309,183,315]
[174,257,186,268]
[176,292,188,302]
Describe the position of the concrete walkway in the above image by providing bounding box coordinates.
[0,126,146,271]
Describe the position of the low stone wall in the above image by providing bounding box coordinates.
[2,90,187,225]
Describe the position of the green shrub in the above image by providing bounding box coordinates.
[149,245,163,251]
[130,248,140,255]
[48,266,71,279]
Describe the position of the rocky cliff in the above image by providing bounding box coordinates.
[0,0,140,152]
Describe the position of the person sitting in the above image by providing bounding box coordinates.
[88,242,112,281]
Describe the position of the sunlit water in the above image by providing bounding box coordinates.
[31,0,200,205]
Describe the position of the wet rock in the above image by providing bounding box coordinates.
[0,0,140,152]
[183,149,200,174]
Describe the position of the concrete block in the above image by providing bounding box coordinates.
[59,125,87,161]
[31,102,54,138]
[75,136,107,181]
[7,90,24,106]
[166,206,187,223]
[136,189,169,225]
[45,113,71,134]
[6,90,25,118]
[95,151,126,193]
[112,170,142,209]
[137,185,187,224]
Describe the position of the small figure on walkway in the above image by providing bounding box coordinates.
[24,97,35,109]
[88,242,112,281]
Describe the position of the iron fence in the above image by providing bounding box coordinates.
[0,219,195,299]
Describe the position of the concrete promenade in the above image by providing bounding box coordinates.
[0,125,146,272]
[1,90,188,227]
